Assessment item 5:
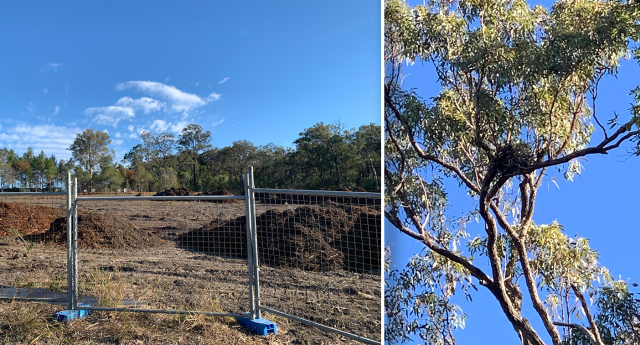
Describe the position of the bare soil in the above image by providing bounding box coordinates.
[45,213,165,249]
[180,204,381,273]
[0,195,381,344]
[0,202,65,237]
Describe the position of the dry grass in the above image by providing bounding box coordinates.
[0,300,324,345]
[0,196,380,344]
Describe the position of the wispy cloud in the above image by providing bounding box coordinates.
[150,119,169,132]
[53,106,61,115]
[128,125,135,132]
[115,97,165,114]
[85,106,135,127]
[218,77,229,84]
[148,119,189,133]
[170,121,189,133]
[27,102,35,113]
[0,124,82,160]
[42,87,48,94]
[212,119,224,127]
[112,139,123,146]
[115,132,121,138]
[115,81,221,113]
[207,93,221,102]
[40,62,64,73]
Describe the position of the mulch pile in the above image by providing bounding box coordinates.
[178,203,381,273]
[0,202,162,249]
[199,189,239,203]
[256,190,380,206]
[45,213,164,249]
[0,202,66,237]
[154,187,197,196]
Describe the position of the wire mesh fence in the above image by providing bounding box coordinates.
[252,188,382,344]
[0,192,69,304]
[72,194,250,316]
[0,170,382,344]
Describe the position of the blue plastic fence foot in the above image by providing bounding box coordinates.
[54,303,91,321]
[236,317,278,336]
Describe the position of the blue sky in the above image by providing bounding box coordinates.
[0,0,381,162]
[385,1,640,344]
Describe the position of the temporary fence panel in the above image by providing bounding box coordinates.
[250,182,382,344]
[0,184,70,305]
[0,168,382,345]
[70,180,250,317]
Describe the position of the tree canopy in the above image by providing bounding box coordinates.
[68,128,114,191]
[0,121,380,194]
[384,0,640,344]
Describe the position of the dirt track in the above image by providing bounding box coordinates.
[0,195,381,344]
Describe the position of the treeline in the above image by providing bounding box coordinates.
[0,122,380,193]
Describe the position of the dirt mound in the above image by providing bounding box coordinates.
[154,187,196,196]
[255,188,380,206]
[45,213,164,249]
[199,189,239,203]
[0,202,66,237]
[179,204,381,273]
[177,216,247,256]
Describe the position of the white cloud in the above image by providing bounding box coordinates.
[218,77,229,84]
[115,81,220,113]
[115,96,165,114]
[42,87,48,94]
[207,92,221,102]
[129,133,137,139]
[27,102,35,113]
[150,119,169,132]
[40,62,64,73]
[171,121,189,133]
[53,106,61,115]
[212,119,224,127]
[146,119,189,133]
[85,106,135,127]
[127,125,134,132]
[0,124,82,160]
[115,132,121,138]
[112,139,123,146]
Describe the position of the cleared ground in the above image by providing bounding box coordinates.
[0,195,381,344]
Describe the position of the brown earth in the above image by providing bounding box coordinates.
[154,187,197,196]
[0,195,380,343]
[0,202,66,237]
[179,203,381,273]
[255,191,380,206]
[43,213,164,249]
[199,188,240,203]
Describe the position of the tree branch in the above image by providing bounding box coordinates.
[572,285,604,345]
[553,322,598,345]
[384,210,494,287]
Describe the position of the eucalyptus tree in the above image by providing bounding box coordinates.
[384,1,640,345]
[68,128,114,192]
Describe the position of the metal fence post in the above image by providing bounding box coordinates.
[66,172,73,310]
[248,166,261,319]
[244,173,256,319]
[73,177,78,309]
